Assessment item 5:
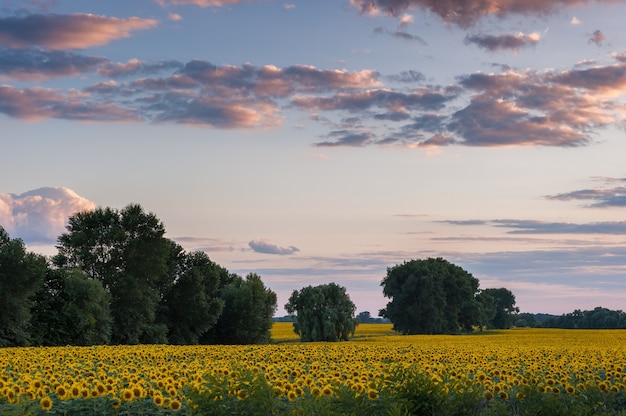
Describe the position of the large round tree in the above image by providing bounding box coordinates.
[380,257,480,334]
[285,283,357,342]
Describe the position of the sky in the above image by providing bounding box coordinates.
[1,0,626,317]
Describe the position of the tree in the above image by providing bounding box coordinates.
[285,283,357,342]
[482,288,519,329]
[31,268,112,345]
[208,273,277,344]
[0,227,47,346]
[476,290,496,330]
[55,204,173,344]
[380,258,480,334]
[160,250,226,344]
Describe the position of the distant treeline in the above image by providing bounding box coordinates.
[516,307,626,329]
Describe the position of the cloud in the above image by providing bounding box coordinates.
[571,16,582,24]
[168,13,183,21]
[0,13,157,49]
[464,32,541,52]
[0,84,139,121]
[283,3,296,10]
[3,51,626,147]
[450,65,626,146]
[0,187,96,244]
[350,0,623,28]
[98,58,184,78]
[588,29,605,46]
[373,26,427,43]
[387,70,425,83]
[545,177,626,207]
[292,88,453,114]
[0,48,106,81]
[315,130,374,147]
[1,0,56,14]
[441,218,626,234]
[248,239,300,255]
[399,13,414,27]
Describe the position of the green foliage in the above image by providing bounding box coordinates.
[209,273,278,344]
[186,368,285,415]
[542,307,626,329]
[31,268,112,346]
[161,250,226,344]
[0,227,47,346]
[380,257,480,334]
[476,290,497,330]
[482,288,519,329]
[285,283,358,342]
[55,204,172,344]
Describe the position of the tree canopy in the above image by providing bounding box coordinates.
[285,283,358,342]
[207,273,277,345]
[0,227,47,346]
[380,258,481,334]
[55,204,172,344]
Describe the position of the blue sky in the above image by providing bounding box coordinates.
[2,0,626,316]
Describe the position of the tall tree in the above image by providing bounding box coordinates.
[285,283,357,342]
[380,258,480,334]
[0,227,47,346]
[483,288,519,329]
[160,250,226,344]
[55,204,172,344]
[208,273,277,344]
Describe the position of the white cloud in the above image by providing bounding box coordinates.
[0,187,96,244]
[571,16,581,25]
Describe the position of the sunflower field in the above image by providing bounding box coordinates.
[1,325,625,415]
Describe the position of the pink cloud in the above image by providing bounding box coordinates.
[0,84,139,122]
[0,13,158,49]
[0,49,105,81]
[350,0,624,27]
[0,187,96,244]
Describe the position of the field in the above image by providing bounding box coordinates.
[1,324,625,415]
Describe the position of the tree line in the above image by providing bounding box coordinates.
[0,204,277,347]
[516,307,626,329]
[1,203,525,347]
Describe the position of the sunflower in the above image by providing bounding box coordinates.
[153,394,164,407]
[40,396,53,411]
[132,385,144,399]
[121,388,134,401]
[367,389,379,400]
[69,384,81,399]
[170,399,182,410]
[55,385,67,400]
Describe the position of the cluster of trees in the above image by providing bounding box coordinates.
[0,204,277,347]
[283,258,520,341]
[380,258,518,334]
[517,307,626,329]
